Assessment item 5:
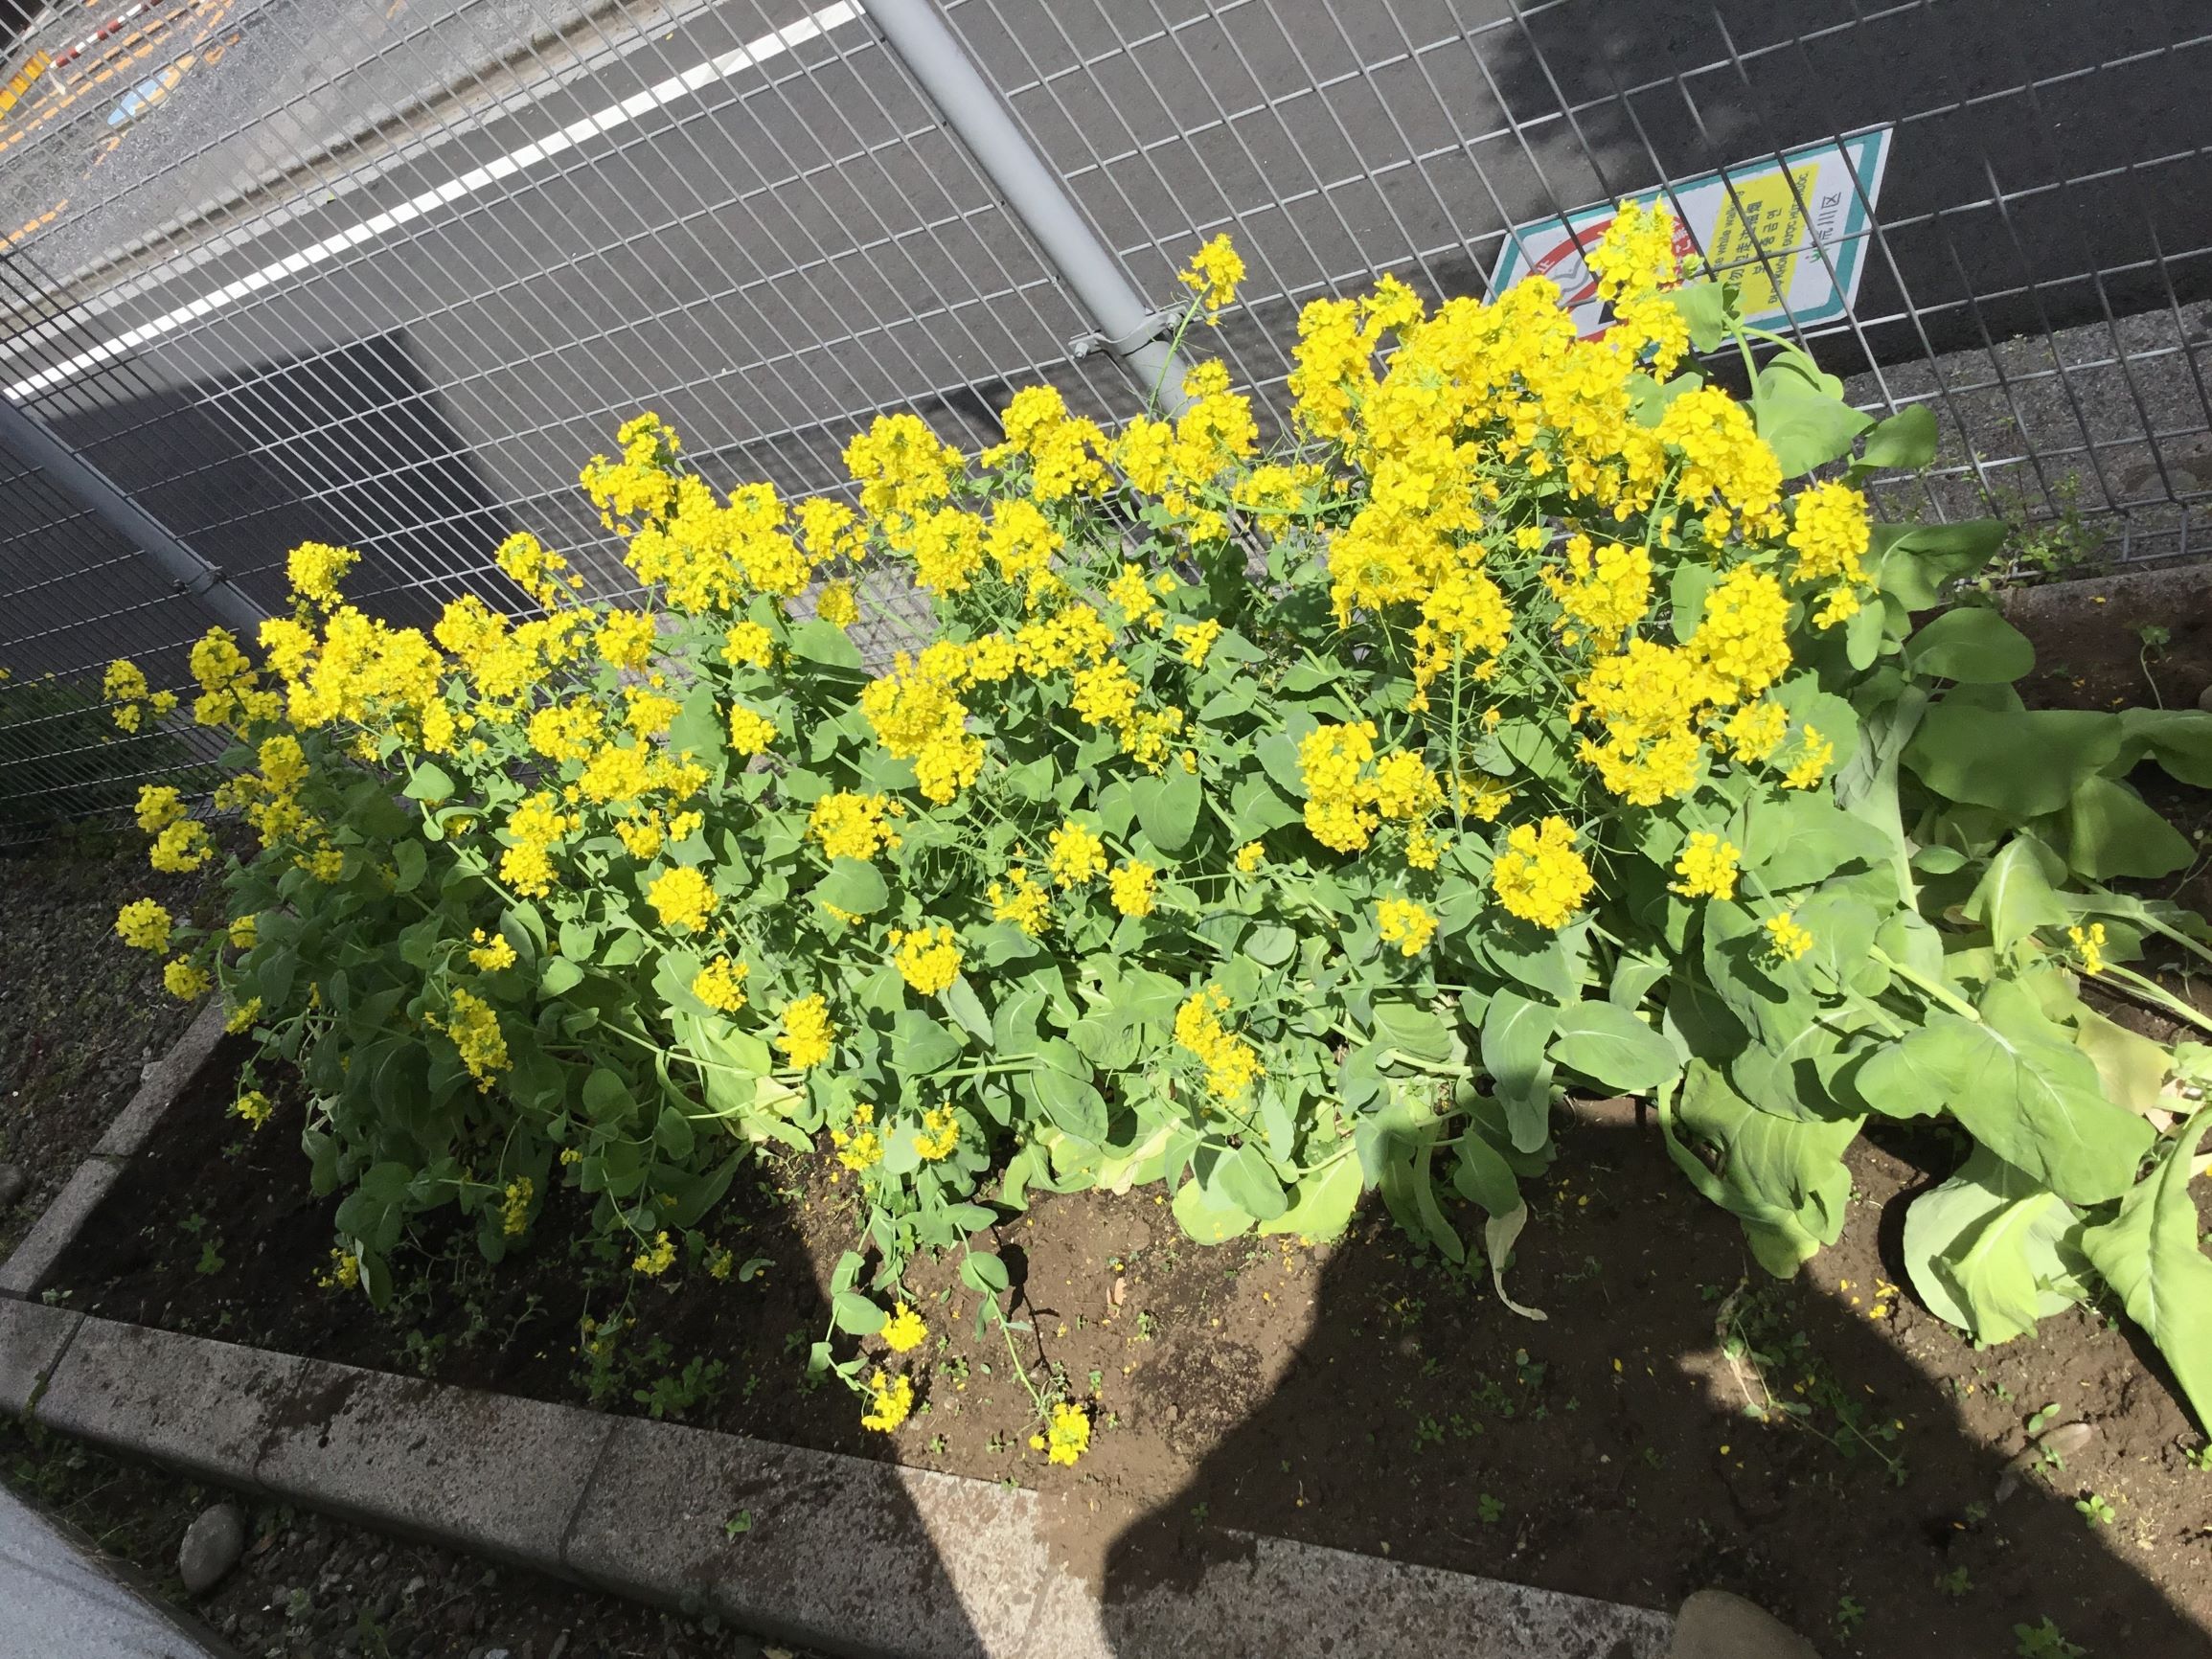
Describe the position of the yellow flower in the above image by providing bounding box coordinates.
[115,898,172,954]
[2068,921,2108,976]
[1765,911,1814,962]
[134,784,186,834]
[1108,859,1158,918]
[727,705,779,757]
[860,1369,913,1433]
[163,958,211,1001]
[882,1304,928,1352]
[914,1104,961,1161]
[990,867,1053,938]
[467,928,517,971]
[1671,833,1741,901]
[232,1089,273,1130]
[285,540,359,607]
[889,925,962,997]
[1781,726,1834,791]
[647,866,716,933]
[500,1176,534,1238]
[1046,821,1106,888]
[1405,824,1444,870]
[596,606,658,670]
[778,993,835,1070]
[319,1248,362,1291]
[693,956,750,1012]
[631,1231,677,1277]
[1722,700,1790,763]
[149,819,214,874]
[808,792,902,862]
[1377,898,1438,956]
[1491,817,1594,932]
[1177,619,1223,668]
[224,997,262,1034]
[723,620,776,669]
[1174,986,1264,1099]
[1371,751,1443,821]
[1299,720,1380,852]
[1233,841,1266,874]
[815,579,860,629]
[227,913,259,950]
[1106,562,1161,628]
[1178,234,1245,314]
[832,1125,882,1171]
[1029,1400,1091,1466]
[435,988,510,1089]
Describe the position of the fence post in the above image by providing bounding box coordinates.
[0,397,266,635]
[858,0,1194,413]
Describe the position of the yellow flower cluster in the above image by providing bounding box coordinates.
[501,1176,534,1237]
[1031,1400,1091,1466]
[467,929,517,971]
[647,866,716,933]
[1178,233,1244,314]
[435,987,510,1090]
[860,1369,913,1432]
[1670,833,1741,901]
[1491,817,1595,931]
[1174,987,1263,1100]
[778,993,835,1070]
[1377,898,1438,956]
[1297,722,1442,856]
[882,1303,927,1352]
[889,925,962,997]
[1765,911,1814,962]
[631,1230,676,1276]
[115,898,172,953]
[1108,860,1158,918]
[1046,821,1106,887]
[990,867,1053,937]
[914,1103,961,1161]
[809,792,903,861]
[232,1089,273,1129]
[692,956,750,1012]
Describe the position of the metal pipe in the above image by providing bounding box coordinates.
[0,397,266,635]
[857,0,1192,413]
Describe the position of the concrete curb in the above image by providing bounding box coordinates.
[0,998,225,1301]
[0,1001,1679,1659]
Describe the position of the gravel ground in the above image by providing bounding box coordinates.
[0,826,220,1258]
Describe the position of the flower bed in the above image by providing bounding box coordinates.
[91,214,2212,1497]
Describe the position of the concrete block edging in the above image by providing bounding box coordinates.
[0,1003,1678,1659]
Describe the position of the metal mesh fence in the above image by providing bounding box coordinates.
[0,0,2208,839]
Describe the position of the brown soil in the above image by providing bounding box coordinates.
[43,1044,2212,1657]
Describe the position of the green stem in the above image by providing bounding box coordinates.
[1869,947,1979,1023]
[2098,963,2212,1036]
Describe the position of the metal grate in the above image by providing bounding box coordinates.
[1,0,2208,837]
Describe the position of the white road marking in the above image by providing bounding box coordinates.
[5,1,863,402]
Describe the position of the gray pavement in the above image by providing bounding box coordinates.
[0,1483,234,1659]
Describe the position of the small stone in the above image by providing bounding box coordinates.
[178,1503,245,1596]
[2197,683,2212,714]
[1668,1589,1818,1658]
[0,1165,24,1211]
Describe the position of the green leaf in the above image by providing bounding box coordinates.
[1904,704,2122,820]
[1867,519,2006,609]
[1741,794,1892,892]
[832,1290,886,1335]
[1751,351,1872,476]
[1662,1061,1859,1277]
[959,1251,1011,1295]
[2063,775,2194,880]
[940,975,993,1045]
[1964,835,2071,959]
[402,761,454,803]
[1902,1147,2084,1344]
[1132,765,1202,853]
[539,956,586,996]
[1662,282,1732,351]
[1373,1000,1454,1064]
[1855,403,1938,472]
[1550,1001,1680,1094]
[2114,707,2212,787]
[1480,989,1557,1153]
[1213,1143,1288,1222]
[1257,1156,1363,1241]
[814,857,888,916]
[392,838,427,895]
[1866,985,2154,1205]
[1902,607,2035,684]
[1243,923,1297,967]
[2080,1108,2212,1432]
[891,1011,963,1076]
[1172,1174,1256,1244]
[789,618,864,671]
[1030,1064,1107,1144]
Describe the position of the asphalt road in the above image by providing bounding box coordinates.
[0,0,2207,685]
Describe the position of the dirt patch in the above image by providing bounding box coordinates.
[0,829,219,1256]
[39,1044,2212,1655]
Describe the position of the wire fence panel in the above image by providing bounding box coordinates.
[0,0,2208,839]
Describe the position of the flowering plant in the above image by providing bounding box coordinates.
[106,213,2212,1433]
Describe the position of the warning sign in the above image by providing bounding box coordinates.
[1487,129,1893,338]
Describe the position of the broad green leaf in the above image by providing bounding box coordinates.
[539,956,585,995]
[1964,835,2071,959]
[2080,1108,2212,1432]
[1243,923,1297,966]
[789,618,864,670]
[402,761,454,803]
[1700,900,1817,1051]
[391,838,427,894]
[1741,794,1892,892]
[2074,1008,2170,1119]
[1903,703,2122,820]
[1481,989,1557,1153]
[1663,1061,1858,1277]
[1867,519,2006,609]
[1661,282,1731,351]
[940,974,994,1046]
[832,1290,886,1336]
[1482,1203,1547,1321]
[1373,999,1454,1064]
[1854,402,1938,472]
[1133,765,1202,853]
[960,1251,1011,1295]
[1030,1064,1107,1144]
[2114,707,2212,787]
[1172,1173,1255,1243]
[1550,1000,1679,1094]
[1258,1155,1363,1241]
[1213,1142,1288,1222]
[1902,1146,2084,1343]
[2064,775,2194,880]
[891,1010,963,1076]
[1751,352,1872,476]
[1450,1132,1519,1216]
[1902,607,2035,684]
[814,857,888,916]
